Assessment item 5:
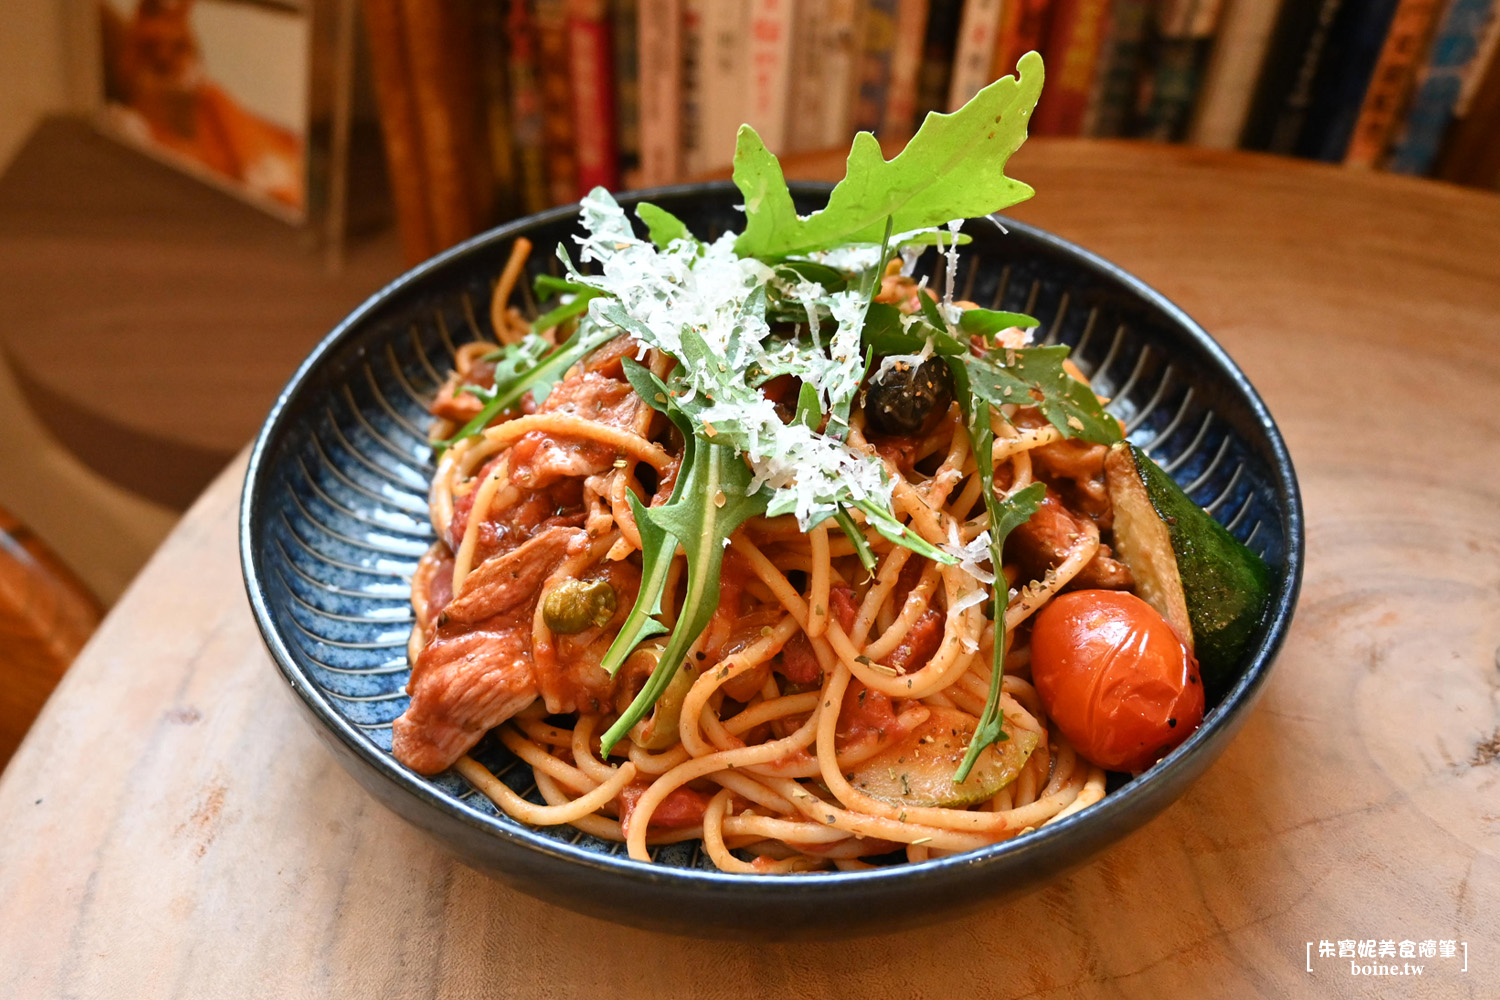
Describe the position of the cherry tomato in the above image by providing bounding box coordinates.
[1030,590,1203,772]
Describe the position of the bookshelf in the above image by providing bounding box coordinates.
[361,0,1500,264]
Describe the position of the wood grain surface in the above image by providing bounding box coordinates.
[2,141,1498,999]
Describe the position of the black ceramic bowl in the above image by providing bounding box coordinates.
[240,182,1302,939]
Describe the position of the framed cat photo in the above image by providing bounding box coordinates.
[97,0,315,224]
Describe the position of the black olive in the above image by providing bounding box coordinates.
[863,356,954,435]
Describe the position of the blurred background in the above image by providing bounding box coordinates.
[0,0,1497,759]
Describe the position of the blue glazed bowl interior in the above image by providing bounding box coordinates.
[240,182,1302,937]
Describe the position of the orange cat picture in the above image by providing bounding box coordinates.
[101,0,305,211]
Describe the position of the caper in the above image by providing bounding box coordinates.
[542,578,617,634]
[863,355,954,435]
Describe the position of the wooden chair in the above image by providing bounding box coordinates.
[0,506,102,770]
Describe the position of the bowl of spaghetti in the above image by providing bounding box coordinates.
[241,58,1301,938]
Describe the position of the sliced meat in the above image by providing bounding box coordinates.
[394,623,537,774]
[883,609,944,673]
[443,526,586,625]
[1031,436,1111,525]
[509,371,645,489]
[1006,487,1132,592]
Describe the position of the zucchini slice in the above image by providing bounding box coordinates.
[848,707,1039,808]
[1104,442,1272,694]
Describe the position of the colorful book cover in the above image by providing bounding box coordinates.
[534,0,579,205]
[854,0,902,133]
[567,0,620,193]
[504,0,551,215]
[1295,0,1402,161]
[1343,0,1445,166]
[747,0,797,151]
[637,0,683,186]
[611,0,642,187]
[993,0,1055,81]
[915,0,964,120]
[1189,0,1286,149]
[1032,0,1112,135]
[949,0,1006,109]
[883,0,933,137]
[1435,15,1500,183]
[1086,0,1151,137]
[820,0,864,146]
[1388,0,1498,173]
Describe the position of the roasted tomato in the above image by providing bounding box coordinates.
[1030,590,1203,772]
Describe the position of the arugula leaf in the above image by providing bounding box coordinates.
[850,498,957,566]
[958,308,1040,337]
[532,287,606,334]
[532,273,594,300]
[732,51,1043,259]
[635,202,693,250]
[953,469,1045,783]
[599,438,769,755]
[833,504,877,575]
[966,346,1121,446]
[433,319,614,456]
[596,362,693,678]
[480,333,553,379]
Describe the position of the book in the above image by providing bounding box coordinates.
[637,0,683,186]
[915,0,964,120]
[1086,0,1152,137]
[680,0,702,175]
[1240,0,1347,153]
[883,0,934,137]
[1435,12,1500,184]
[854,0,902,133]
[476,0,520,220]
[567,0,620,193]
[993,0,1055,81]
[1388,0,1498,174]
[821,0,865,146]
[949,0,1006,109]
[1133,0,1227,142]
[1032,0,1111,135]
[534,0,579,204]
[611,0,642,188]
[1342,0,1444,168]
[693,0,748,174]
[1190,0,1285,148]
[787,0,832,151]
[1294,0,1402,161]
[360,0,435,263]
[505,0,552,214]
[747,0,797,151]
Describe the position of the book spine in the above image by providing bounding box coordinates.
[786,0,830,151]
[1295,0,1403,161]
[883,0,934,137]
[1435,12,1500,183]
[611,0,642,187]
[1454,6,1500,112]
[854,0,902,133]
[1134,0,1229,142]
[638,0,683,185]
[534,0,579,205]
[949,0,1006,109]
[694,0,747,174]
[993,0,1055,81]
[681,0,702,175]
[1086,0,1151,137]
[567,0,620,193]
[476,0,520,220]
[398,0,491,247]
[821,0,864,146]
[916,0,964,119]
[1189,0,1286,148]
[1266,0,1346,153]
[359,0,434,263]
[1388,0,1498,173]
[505,0,552,214]
[1033,0,1112,135]
[747,0,797,151]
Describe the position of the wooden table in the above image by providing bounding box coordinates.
[2,141,1497,998]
